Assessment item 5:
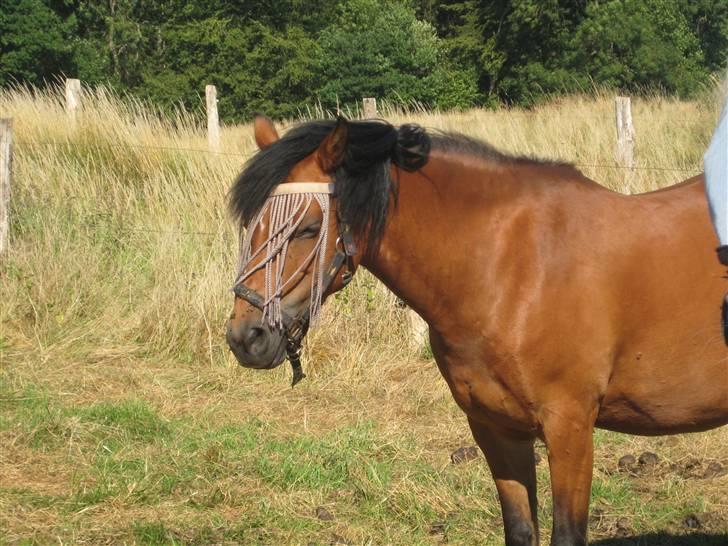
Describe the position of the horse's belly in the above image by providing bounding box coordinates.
[596,398,728,434]
[597,350,728,434]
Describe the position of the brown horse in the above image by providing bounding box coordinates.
[226,116,728,546]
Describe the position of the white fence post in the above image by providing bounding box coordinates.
[206,85,220,152]
[0,118,12,257]
[615,96,635,170]
[408,309,428,353]
[362,97,377,119]
[65,78,82,124]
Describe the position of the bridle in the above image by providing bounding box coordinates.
[231,182,358,385]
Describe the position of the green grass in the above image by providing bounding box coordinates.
[75,399,171,441]
[3,383,723,544]
[0,390,494,543]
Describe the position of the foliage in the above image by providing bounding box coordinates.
[474,1,589,104]
[0,0,77,86]
[313,0,477,110]
[1,0,727,117]
[570,0,709,96]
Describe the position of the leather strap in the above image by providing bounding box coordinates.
[270,182,335,195]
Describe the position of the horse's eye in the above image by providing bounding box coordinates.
[296,223,321,239]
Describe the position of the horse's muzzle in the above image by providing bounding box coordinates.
[226,319,287,369]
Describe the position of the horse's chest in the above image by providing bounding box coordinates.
[435,350,538,432]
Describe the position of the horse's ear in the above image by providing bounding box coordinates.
[317,118,348,173]
[253,114,279,150]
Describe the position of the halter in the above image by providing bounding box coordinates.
[231,182,357,385]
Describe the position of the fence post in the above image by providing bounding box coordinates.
[408,309,428,353]
[65,78,82,124]
[206,85,220,152]
[615,96,635,169]
[0,118,12,257]
[362,97,377,119]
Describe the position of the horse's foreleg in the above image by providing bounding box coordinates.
[468,417,539,546]
[542,407,596,546]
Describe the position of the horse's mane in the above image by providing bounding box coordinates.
[229,119,575,245]
[229,119,429,245]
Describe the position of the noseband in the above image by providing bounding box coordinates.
[232,182,357,385]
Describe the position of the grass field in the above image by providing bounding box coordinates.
[1,83,727,545]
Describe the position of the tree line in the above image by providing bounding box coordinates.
[1,0,726,120]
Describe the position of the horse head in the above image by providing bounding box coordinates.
[226,116,359,376]
[226,115,429,382]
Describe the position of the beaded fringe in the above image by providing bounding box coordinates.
[234,192,331,328]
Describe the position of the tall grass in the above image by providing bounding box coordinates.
[0,83,427,392]
[0,83,719,379]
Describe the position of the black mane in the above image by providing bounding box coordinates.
[228,119,574,245]
[229,119,430,245]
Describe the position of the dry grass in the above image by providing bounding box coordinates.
[0,83,726,545]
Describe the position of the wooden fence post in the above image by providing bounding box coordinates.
[615,96,635,169]
[0,119,12,257]
[65,78,82,124]
[206,85,220,152]
[362,97,377,119]
[408,309,428,352]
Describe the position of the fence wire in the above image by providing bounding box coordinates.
[16,139,252,159]
[16,138,702,173]
[6,129,704,241]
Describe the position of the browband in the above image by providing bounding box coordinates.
[270,182,335,195]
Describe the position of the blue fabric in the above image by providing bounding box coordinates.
[705,101,728,246]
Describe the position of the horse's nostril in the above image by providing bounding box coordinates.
[244,326,268,355]
[226,319,280,366]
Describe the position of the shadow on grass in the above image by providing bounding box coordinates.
[593,532,728,546]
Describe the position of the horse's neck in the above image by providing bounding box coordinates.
[360,153,526,329]
[360,153,618,332]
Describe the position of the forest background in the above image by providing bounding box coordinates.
[2,0,728,120]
